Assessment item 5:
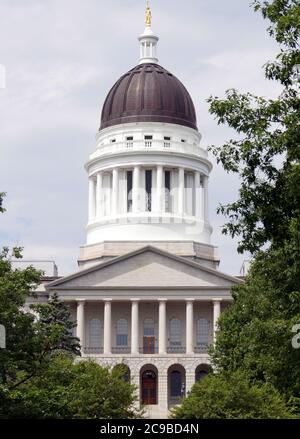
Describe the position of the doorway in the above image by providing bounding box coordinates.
[141,367,158,405]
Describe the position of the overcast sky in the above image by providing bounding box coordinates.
[0,0,281,276]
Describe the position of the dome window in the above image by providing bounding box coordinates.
[126,136,133,148]
[164,136,171,148]
[144,135,153,148]
[110,138,116,144]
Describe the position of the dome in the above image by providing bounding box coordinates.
[100,63,198,131]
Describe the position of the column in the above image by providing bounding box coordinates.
[104,300,112,355]
[96,172,103,218]
[88,178,96,222]
[76,300,85,353]
[178,167,185,216]
[213,299,222,343]
[132,166,141,213]
[186,300,194,355]
[131,300,139,354]
[203,175,209,222]
[112,168,119,216]
[195,171,202,220]
[156,165,164,213]
[158,299,167,354]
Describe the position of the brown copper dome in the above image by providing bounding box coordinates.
[100,63,198,131]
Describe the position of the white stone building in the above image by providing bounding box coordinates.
[37,6,241,419]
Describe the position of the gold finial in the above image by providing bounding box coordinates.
[145,1,152,27]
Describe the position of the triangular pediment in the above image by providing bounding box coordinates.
[47,247,239,289]
[47,246,240,290]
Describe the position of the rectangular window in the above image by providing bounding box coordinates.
[126,136,133,148]
[164,136,171,148]
[145,170,152,212]
[127,171,133,212]
[165,170,172,212]
[144,135,153,148]
[110,139,116,143]
[117,334,128,347]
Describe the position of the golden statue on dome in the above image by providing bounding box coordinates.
[145,1,152,27]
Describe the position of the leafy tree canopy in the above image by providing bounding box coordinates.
[208,0,300,253]
[211,216,300,399]
[2,354,140,419]
[171,371,296,419]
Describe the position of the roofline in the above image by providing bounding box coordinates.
[46,245,242,289]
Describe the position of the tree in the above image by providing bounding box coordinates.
[208,0,300,254]
[0,192,5,214]
[0,194,81,415]
[0,246,43,386]
[211,217,300,399]
[171,371,296,419]
[3,354,140,419]
[32,293,81,357]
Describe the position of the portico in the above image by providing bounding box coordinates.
[73,297,225,356]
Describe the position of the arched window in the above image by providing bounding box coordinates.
[116,319,128,346]
[144,319,155,337]
[89,318,101,348]
[196,370,208,381]
[195,364,211,382]
[170,370,182,397]
[197,318,209,347]
[170,318,182,346]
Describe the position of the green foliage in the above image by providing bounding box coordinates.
[31,293,81,357]
[0,246,43,384]
[0,192,5,214]
[208,0,300,253]
[211,217,300,399]
[2,354,140,419]
[171,371,296,419]
[0,198,138,418]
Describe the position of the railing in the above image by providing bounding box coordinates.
[83,347,103,355]
[94,140,204,159]
[194,344,209,353]
[145,193,152,212]
[112,346,131,354]
[83,345,208,355]
[139,347,159,354]
[167,346,186,354]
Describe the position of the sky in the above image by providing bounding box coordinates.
[0,0,281,276]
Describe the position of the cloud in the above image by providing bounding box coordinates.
[0,0,281,276]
